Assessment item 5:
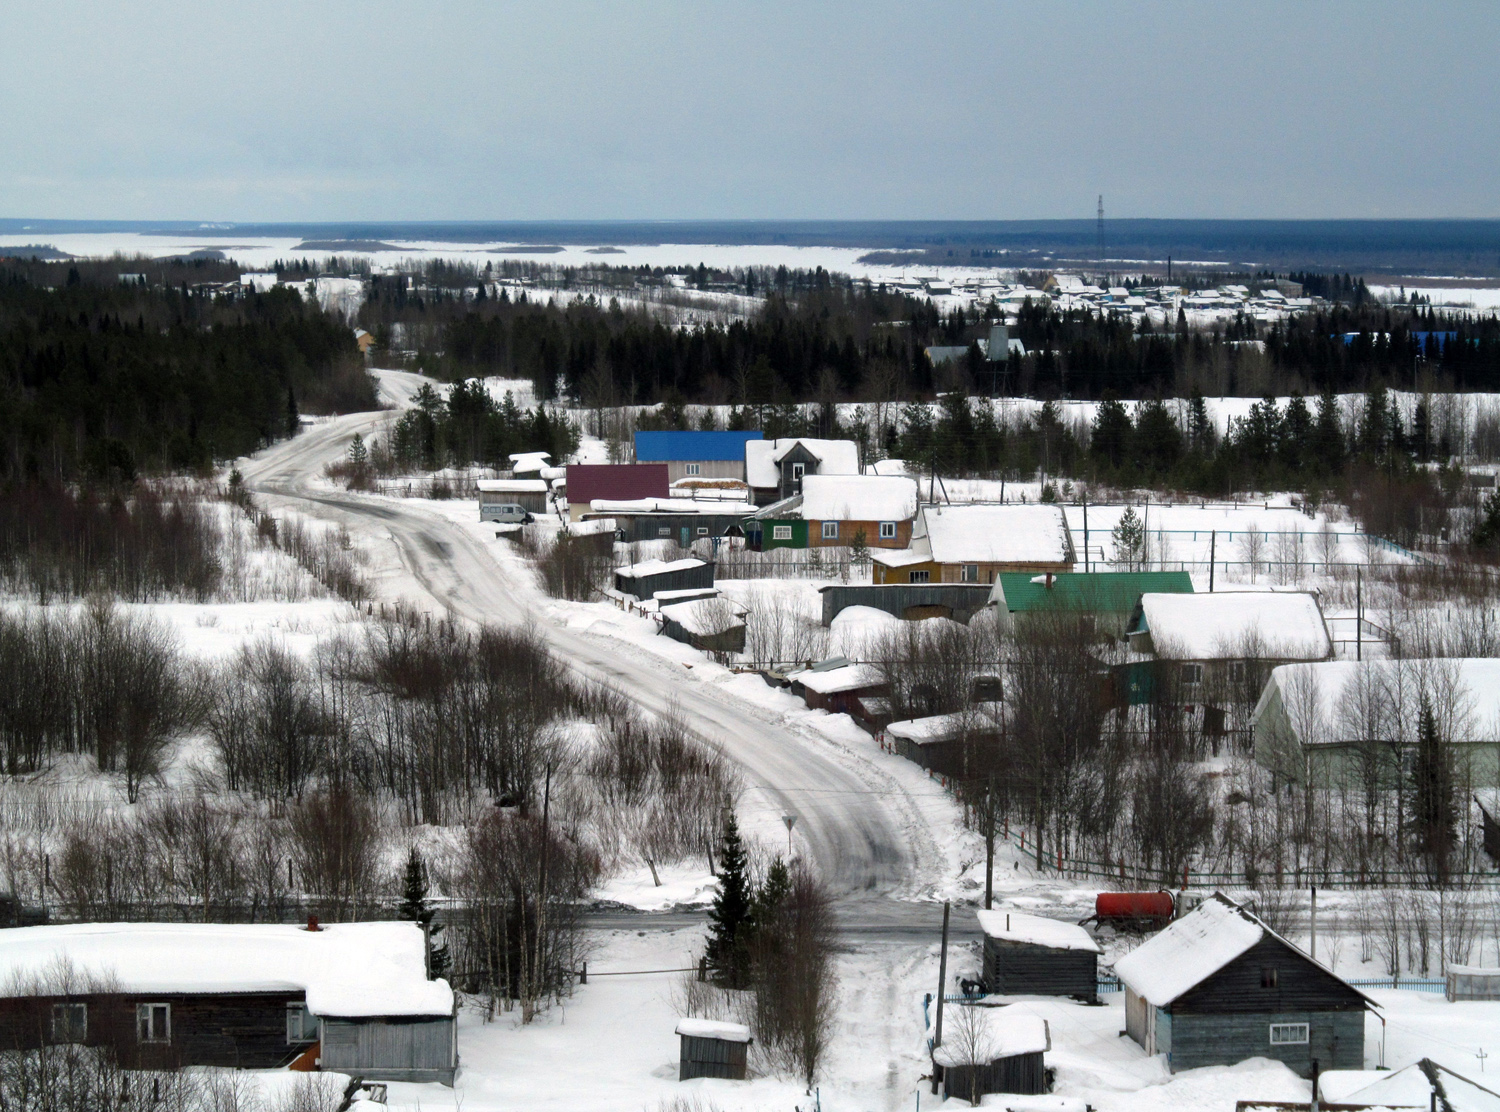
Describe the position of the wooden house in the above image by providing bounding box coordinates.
[614,557,714,601]
[751,475,918,551]
[1479,792,1500,864]
[975,910,1101,999]
[884,704,1004,781]
[582,499,756,546]
[1114,893,1370,1076]
[565,464,670,520]
[658,596,747,655]
[676,1018,751,1080]
[634,431,763,483]
[872,505,1074,585]
[1253,660,1500,789]
[818,583,995,626]
[0,922,457,1084]
[991,570,1193,640]
[745,438,860,505]
[786,660,890,733]
[933,1008,1050,1101]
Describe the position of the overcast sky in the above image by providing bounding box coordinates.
[2,1,1496,223]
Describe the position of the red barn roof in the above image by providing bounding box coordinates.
[566,463,669,505]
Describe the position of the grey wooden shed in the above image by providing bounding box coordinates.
[933,1009,1050,1101]
[318,1014,458,1085]
[676,1018,751,1080]
[975,910,1102,999]
[818,584,994,626]
[614,557,714,601]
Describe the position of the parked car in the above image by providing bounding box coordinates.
[481,502,534,524]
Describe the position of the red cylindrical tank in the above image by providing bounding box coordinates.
[1095,891,1175,924]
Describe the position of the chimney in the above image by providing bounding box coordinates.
[305,914,322,932]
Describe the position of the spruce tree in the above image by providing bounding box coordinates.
[286,386,300,438]
[1411,696,1456,886]
[705,811,752,988]
[398,847,450,979]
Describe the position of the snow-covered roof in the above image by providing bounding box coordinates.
[787,663,884,695]
[508,451,551,472]
[799,475,918,522]
[615,557,707,579]
[1254,659,1500,746]
[0,922,452,1018]
[868,459,911,477]
[1113,893,1265,1006]
[975,910,1101,954]
[870,546,934,568]
[675,1018,752,1043]
[1135,591,1329,661]
[745,438,860,489]
[658,596,747,636]
[916,504,1073,566]
[587,497,754,516]
[476,478,549,493]
[886,704,1004,744]
[931,1009,1049,1068]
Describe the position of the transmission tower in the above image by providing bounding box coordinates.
[1096,194,1105,275]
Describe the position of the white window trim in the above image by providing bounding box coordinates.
[879,521,896,539]
[696,526,709,536]
[287,1003,318,1044]
[822,521,839,539]
[685,463,701,476]
[790,463,805,480]
[772,525,793,541]
[961,564,979,582]
[1181,663,1204,687]
[137,1002,171,1044]
[1269,1023,1309,1045]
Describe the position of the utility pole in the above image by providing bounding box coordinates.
[1097,195,1105,273]
[1209,530,1217,592]
[1082,501,1090,573]
[934,903,951,1051]
[1310,885,1317,961]
[1356,568,1363,662]
[985,774,996,910]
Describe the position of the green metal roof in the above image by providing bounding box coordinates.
[995,570,1193,614]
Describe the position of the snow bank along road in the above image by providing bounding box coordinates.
[238,373,939,906]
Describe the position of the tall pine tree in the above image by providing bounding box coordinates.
[1411,696,1456,886]
[398,846,450,979]
[705,811,752,988]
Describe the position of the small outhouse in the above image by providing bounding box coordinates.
[675,1018,752,1080]
[934,1008,1050,1101]
[976,910,1102,999]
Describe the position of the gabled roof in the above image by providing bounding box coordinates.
[615,557,708,580]
[976,909,1101,953]
[991,570,1192,613]
[745,438,860,488]
[1130,591,1330,661]
[1113,892,1372,1009]
[931,1010,1049,1068]
[566,463,669,504]
[799,475,918,522]
[477,478,549,493]
[916,504,1073,566]
[634,430,762,462]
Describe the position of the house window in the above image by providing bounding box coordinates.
[773,525,793,541]
[1181,663,1204,688]
[137,1003,171,1044]
[1269,1023,1308,1045]
[791,463,805,481]
[879,521,896,540]
[961,564,979,582]
[657,527,671,537]
[685,463,701,476]
[910,570,931,584]
[1260,967,1279,989]
[696,526,709,536]
[52,1002,87,1043]
[822,522,839,539]
[286,1004,318,1044]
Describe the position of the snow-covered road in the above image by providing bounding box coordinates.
[237,371,944,902]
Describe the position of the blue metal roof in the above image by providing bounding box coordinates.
[634,430,763,462]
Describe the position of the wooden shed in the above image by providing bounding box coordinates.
[976,910,1101,999]
[818,584,994,626]
[675,1018,751,1080]
[477,478,550,516]
[614,557,715,601]
[1114,893,1371,1076]
[884,705,1004,781]
[933,1008,1050,1101]
[786,660,890,732]
[658,596,747,656]
[318,1014,457,1085]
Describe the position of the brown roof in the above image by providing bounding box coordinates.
[566,464,669,504]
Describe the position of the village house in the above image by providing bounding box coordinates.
[633,430,763,483]
[1114,892,1371,1076]
[613,556,715,602]
[0,921,457,1084]
[785,658,891,733]
[975,909,1101,998]
[1251,658,1500,788]
[990,570,1193,640]
[872,504,1075,585]
[582,498,756,546]
[744,437,860,505]
[565,464,669,520]
[932,1008,1050,1102]
[751,475,919,551]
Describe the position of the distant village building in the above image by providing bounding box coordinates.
[613,557,714,602]
[582,498,755,546]
[633,430,763,483]
[933,1009,1050,1101]
[751,475,918,550]
[786,659,890,733]
[0,922,456,1084]
[744,437,860,505]
[477,478,550,517]
[872,504,1074,585]
[240,272,278,293]
[1114,893,1370,1076]
[566,464,669,521]
[990,570,1193,640]
[352,327,376,355]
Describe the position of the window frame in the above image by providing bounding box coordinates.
[772,524,793,541]
[1268,1022,1308,1045]
[286,1003,318,1045]
[821,521,839,540]
[685,463,701,476]
[790,462,805,482]
[657,527,671,538]
[696,526,709,536]
[52,1002,87,1044]
[137,1002,171,1045]
[1180,662,1204,688]
[879,521,897,539]
[1261,967,1279,988]
[1229,660,1248,685]
[960,564,979,582]
[910,570,931,584]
